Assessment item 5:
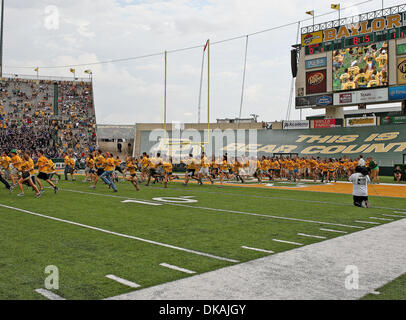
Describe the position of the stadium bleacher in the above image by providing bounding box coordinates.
[0,77,97,158]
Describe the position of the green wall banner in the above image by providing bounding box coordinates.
[139,124,406,167]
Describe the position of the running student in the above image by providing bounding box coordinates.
[125,157,140,191]
[91,150,105,189]
[17,154,41,198]
[100,153,118,192]
[183,154,201,186]
[36,151,59,194]
[349,166,371,208]
[163,157,174,188]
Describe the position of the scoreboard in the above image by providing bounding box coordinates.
[295,5,406,110]
[305,26,406,55]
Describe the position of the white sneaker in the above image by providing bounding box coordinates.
[17,193,25,197]
[361,201,367,208]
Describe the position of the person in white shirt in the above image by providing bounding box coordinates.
[349,166,371,208]
[357,155,365,167]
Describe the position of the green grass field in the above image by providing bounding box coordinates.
[0,176,405,300]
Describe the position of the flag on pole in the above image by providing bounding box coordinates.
[34,67,39,72]
[204,39,209,52]
[84,69,92,74]
[306,10,314,16]
[331,4,340,10]
[70,68,75,74]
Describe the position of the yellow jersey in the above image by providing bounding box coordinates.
[37,156,49,173]
[11,155,23,170]
[104,158,115,171]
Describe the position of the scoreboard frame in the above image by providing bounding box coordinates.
[305,26,406,55]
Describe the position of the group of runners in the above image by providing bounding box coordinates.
[0,149,60,197]
[0,148,381,197]
[80,151,381,190]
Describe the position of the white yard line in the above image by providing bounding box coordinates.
[241,246,274,254]
[382,214,405,218]
[59,188,366,230]
[106,275,141,288]
[121,200,162,206]
[272,239,303,246]
[355,220,381,225]
[297,233,327,240]
[319,228,348,234]
[0,204,239,263]
[35,289,66,300]
[159,263,196,274]
[369,217,394,221]
[394,211,406,215]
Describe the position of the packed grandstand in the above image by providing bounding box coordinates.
[0,76,97,159]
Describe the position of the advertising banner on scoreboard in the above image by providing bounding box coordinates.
[295,94,333,109]
[381,115,406,125]
[313,119,343,128]
[301,31,323,47]
[306,70,327,94]
[305,57,327,69]
[397,57,406,84]
[346,116,377,127]
[334,88,388,105]
[283,120,310,130]
[389,85,406,100]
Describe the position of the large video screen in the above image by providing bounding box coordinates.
[333,42,388,91]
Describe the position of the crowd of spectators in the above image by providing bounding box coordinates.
[0,77,97,159]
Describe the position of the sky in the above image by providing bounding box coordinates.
[3,0,404,125]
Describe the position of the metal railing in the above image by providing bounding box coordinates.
[301,4,406,34]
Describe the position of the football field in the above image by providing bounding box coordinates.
[1,177,405,300]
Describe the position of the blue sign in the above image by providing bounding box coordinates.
[316,95,333,106]
[305,57,327,69]
[389,86,406,100]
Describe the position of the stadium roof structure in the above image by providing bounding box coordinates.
[307,106,403,120]
[97,124,136,140]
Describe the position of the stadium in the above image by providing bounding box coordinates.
[1,0,406,308]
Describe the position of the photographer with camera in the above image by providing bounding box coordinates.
[349,166,371,208]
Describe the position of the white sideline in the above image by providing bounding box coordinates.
[59,188,366,230]
[241,246,274,254]
[272,239,303,246]
[319,228,348,234]
[0,204,239,263]
[106,275,141,288]
[35,289,66,300]
[297,233,327,240]
[159,263,196,274]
